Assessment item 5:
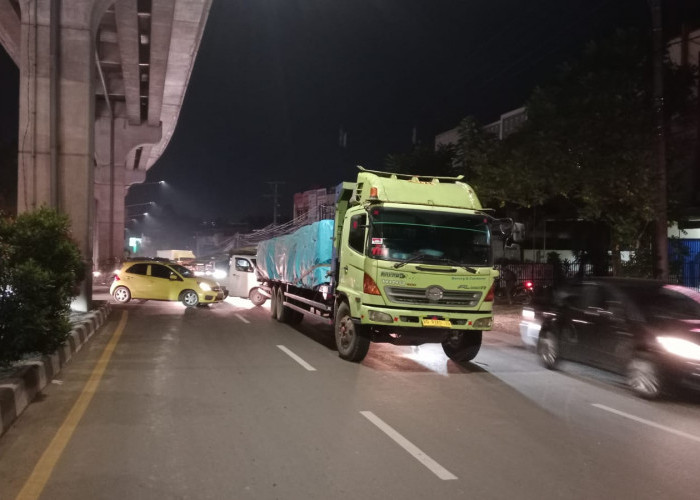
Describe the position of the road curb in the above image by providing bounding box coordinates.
[0,301,112,438]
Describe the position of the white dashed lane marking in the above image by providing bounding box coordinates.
[276,345,317,371]
[592,403,700,444]
[360,410,458,480]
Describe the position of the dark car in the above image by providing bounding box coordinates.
[534,277,700,399]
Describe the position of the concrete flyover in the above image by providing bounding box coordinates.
[0,0,212,310]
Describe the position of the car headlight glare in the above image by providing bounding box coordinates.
[198,282,212,292]
[213,269,227,280]
[522,308,535,320]
[656,336,700,361]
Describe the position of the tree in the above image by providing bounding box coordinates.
[0,208,85,365]
[453,28,696,275]
[384,144,456,177]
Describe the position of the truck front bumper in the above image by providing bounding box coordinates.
[356,303,492,333]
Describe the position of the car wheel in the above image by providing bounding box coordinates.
[112,286,131,303]
[442,331,482,362]
[334,302,370,362]
[538,328,560,370]
[249,287,267,306]
[627,356,664,400]
[180,289,199,308]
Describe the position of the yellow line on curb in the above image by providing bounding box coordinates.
[15,311,129,500]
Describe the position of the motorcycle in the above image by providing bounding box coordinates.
[511,280,534,304]
[495,279,535,305]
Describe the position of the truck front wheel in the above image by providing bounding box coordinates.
[335,302,370,362]
[442,331,482,362]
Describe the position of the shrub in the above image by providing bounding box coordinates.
[0,208,84,366]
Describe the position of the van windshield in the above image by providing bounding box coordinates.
[368,207,492,267]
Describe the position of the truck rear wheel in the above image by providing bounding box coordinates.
[335,302,370,362]
[270,286,278,319]
[442,331,482,362]
[275,287,303,324]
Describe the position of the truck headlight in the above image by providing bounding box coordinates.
[656,336,700,361]
[198,282,212,292]
[369,310,393,323]
[473,317,493,329]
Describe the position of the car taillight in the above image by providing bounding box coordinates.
[114,275,120,281]
[484,282,495,302]
[525,281,533,289]
[363,273,381,295]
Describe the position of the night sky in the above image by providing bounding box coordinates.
[1,0,653,224]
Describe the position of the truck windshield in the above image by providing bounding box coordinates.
[368,208,491,267]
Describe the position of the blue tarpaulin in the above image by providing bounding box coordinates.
[256,220,334,289]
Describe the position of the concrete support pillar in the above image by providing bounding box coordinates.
[93,115,161,267]
[16,0,97,311]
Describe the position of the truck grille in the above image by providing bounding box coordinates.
[384,286,481,307]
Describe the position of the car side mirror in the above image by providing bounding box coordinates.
[169,274,178,281]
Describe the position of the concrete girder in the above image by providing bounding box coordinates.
[0,0,20,64]
[148,0,175,126]
[113,0,141,125]
[94,116,162,167]
[144,0,212,169]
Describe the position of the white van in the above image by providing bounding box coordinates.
[227,254,267,306]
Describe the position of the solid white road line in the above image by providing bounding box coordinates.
[276,345,317,371]
[235,313,250,324]
[592,403,700,444]
[360,410,458,480]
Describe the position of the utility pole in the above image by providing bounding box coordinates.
[650,0,669,280]
[265,181,284,225]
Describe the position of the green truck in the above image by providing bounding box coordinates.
[257,167,500,363]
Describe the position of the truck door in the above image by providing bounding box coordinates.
[338,212,368,305]
[229,256,255,298]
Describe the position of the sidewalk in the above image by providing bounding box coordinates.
[0,301,112,437]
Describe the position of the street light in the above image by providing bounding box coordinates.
[126,180,166,194]
[125,201,155,209]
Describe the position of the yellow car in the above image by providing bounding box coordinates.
[110,259,225,307]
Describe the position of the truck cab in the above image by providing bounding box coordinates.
[227,254,266,306]
[331,168,499,361]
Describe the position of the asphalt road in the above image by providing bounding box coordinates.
[0,296,699,500]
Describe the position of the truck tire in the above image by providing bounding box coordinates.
[249,287,266,306]
[442,331,482,362]
[335,302,370,362]
[270,286,278,319]
[275,287,303,324]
